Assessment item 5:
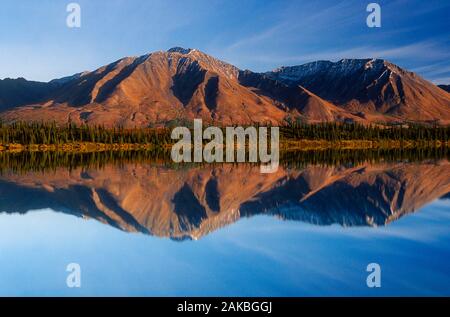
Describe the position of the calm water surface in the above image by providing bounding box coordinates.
[0,158,449,296]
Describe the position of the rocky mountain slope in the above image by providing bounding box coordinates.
[1,48,288,126]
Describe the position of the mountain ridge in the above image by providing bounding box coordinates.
[1,47,449,126]
[439,84,450,93]
[266,58,450,123]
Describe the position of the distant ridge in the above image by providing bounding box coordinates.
[438,84,450,93]
[266,59,450,124]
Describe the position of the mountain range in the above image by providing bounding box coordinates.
[0,161,448,240]
[0,47,449,126]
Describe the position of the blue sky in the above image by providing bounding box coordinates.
[0,0,449,83]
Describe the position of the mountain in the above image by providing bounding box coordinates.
[0,48,287,126]
[1,49,449,126]
[0,161,448,240]
[238,70,364,123]
[266,59,450,124]
[48,72,89,86]
[439,84,450,93]
[0,77,59,111]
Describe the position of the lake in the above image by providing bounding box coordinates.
[0,152,449,296]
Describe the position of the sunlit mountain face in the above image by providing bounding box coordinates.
[1,48,450,126]
[1,158,448,240]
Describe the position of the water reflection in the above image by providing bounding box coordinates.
[0,157,448,240]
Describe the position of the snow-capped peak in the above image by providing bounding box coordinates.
[266,58,387,83]
[167,47,193,54]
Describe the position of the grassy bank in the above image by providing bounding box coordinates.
[0,121,449,152]
[0,142,158,152]
[0,139,448,153]
[0,141,446,153]
[280,139,448,150]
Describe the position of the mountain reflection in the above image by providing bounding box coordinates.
[0,155,449,240]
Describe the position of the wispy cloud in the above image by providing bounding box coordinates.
[431,77,450,85]
[411,62,450,80]
[225,22,290,51]
[223,1,361,52]
[367,40,450,60]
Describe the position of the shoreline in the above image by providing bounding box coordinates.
[0,140,447,153]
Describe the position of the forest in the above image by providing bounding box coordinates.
[0,121,448,147]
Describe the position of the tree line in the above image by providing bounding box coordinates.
[0,121,173,145]
[0,121,449,145]
[280,122,450,142]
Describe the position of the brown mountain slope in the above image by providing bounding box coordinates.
[267,59,450,124]
[1,48,290,126]
[0,161,448,240]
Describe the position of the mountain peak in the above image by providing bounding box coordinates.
[167,47,193,54]
[267,58,395,83]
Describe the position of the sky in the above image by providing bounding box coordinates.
[0,0,449,83]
